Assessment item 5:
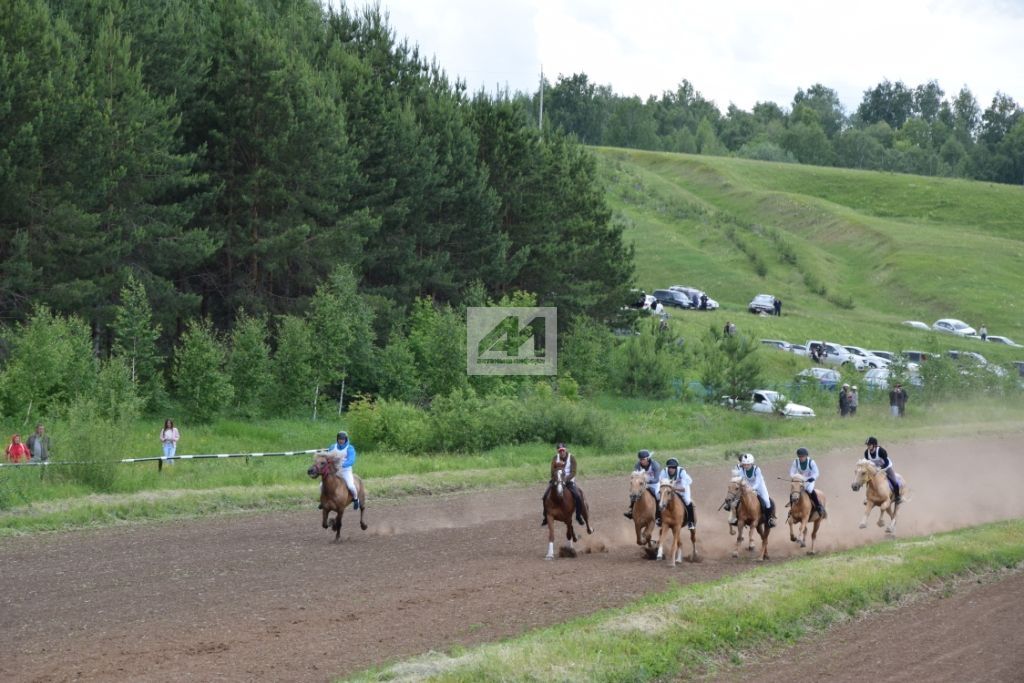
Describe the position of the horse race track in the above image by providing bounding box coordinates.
[2,434,1023,682]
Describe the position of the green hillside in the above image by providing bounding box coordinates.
[596,148,1024,363]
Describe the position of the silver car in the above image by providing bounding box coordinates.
[933,318,976,336]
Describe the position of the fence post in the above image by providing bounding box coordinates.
[158,458,163,473]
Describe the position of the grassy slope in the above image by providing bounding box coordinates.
[597,148,1024,362]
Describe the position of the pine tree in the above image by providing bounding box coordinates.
[227,310,272,417]
[172,319,233,422]
[112,274,165,411]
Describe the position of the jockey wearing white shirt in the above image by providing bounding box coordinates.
[735,453,776,527]
[659,458,696,529]
[625,449,661,522]
[790,447,826,517]
[864,435,903,503]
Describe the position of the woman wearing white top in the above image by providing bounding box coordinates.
[160,419,180,465]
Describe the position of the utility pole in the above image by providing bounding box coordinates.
[538,66,544,134]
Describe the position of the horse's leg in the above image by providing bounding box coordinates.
[747,520,756,551]
[656,518,666,560]
[788,512,797,543]
[877,500,889,527]
[808,519,820,555]
[761,524,770,561]
[859,499,873,529]
[732,523,741,558]
[321,507,330,530]
[545,509,556,560]
[357,482,368,531]
[688,526,698,562]
[578,489,594,535]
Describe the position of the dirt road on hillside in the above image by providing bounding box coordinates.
[1,434,1022,682]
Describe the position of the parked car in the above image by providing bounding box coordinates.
[986,335,1023,348]
[864,367,923,389]
[948,350,1008,377]
[932,318,976,336]
[795,367,841,390]
[902,320,931,330]
[842,345,890,369]
[800,341,869,370]
[748,294,776,314]
[724,390,816,418]
[901,350,930,364]
[669,286,720,310]
[760,339,793,351]
[652,289,692,309]
[868,350,894,362]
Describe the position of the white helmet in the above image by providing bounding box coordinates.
[739,453,755,466]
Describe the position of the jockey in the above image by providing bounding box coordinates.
[864,436,903,504]
[624,449,661,522]
[541,443,589,527]
[735,453,776,528]
[790,447,826,518]
[659,457,696,530]
[325,431,359,509]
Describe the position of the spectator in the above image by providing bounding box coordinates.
[723,321,736,336]
[26,423,51,463]
[699,293,708,310]
[839,383,850,417]
[889,383,908,417]
[652,300,665,317]
[849,386,859,416]
[773,298,782,316]
[6,434,31,463]
[979,324,988,341]
[160,419,180,465]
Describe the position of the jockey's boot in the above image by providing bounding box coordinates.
[623,500,635,520]
[808,490,826,518]
[350,494,360,510]
[572,489,585,526]
[685,502,696,530]
[765,500,777,528]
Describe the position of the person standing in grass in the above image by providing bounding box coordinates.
[160,419,180,465]
[889,383,908,417]
[849,386,859,416]
[26,423,51,463]
[6,434,31,463]
[979,324,988,341]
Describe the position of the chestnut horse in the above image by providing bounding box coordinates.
[544,468,583,559]
[722,477,770,560]
[629,471,658,557]
[851,459,906,534]
[307,452,368,541]
[787,475,825,555]
[656,481,697,567]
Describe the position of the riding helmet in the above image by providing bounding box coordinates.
[796,447,809,457]
[637,449,651,460]
[665,458,679,468]
[337,431,348,441]
[739,453,755,466]
[865,436,878,446]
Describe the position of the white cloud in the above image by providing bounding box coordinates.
[374,0,1024,113]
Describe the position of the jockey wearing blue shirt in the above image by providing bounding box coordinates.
[624,449,661,523]
[326,431,359,509]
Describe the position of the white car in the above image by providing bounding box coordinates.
[864,368,923,388]
[760,339,793,351]
[933,319,976,336]
[842,345,890,369]
[902,321,931,330]
[986,335,1023,348]
[725,390,815,418]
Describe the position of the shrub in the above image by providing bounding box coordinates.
[59,398,119,492]
[172,319,234,423]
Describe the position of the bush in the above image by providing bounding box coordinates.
[172,319,234,423]
[59,398,119,492]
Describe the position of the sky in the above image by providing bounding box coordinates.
[364,0,1024,115]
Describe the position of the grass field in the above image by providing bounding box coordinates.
[596,148,1024,349]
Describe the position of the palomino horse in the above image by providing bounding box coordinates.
[628,471,658,557]
[722,477,770,560]
[851,459,905,534]
[543,468,590,559]
[656,482,697,567]
[307,452,368,541]
[787,475,826,555]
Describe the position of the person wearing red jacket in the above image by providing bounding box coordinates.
[5,434,31,463]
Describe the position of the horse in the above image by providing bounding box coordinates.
[543,467,585,559]
[851,459,906,534]
[786,475,825,555]
[628,471,658,557]
[656,481,697,567]
[307,452,368,541]
[722,477,770,560]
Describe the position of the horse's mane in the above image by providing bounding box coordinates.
[790,473,806,482]
[729,475,743,484]
[855,458,876,470]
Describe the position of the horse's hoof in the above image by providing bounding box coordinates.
[858,523,867,529]
[544,554,554,561]
[360,523,368,531]
[731,552,739,558]
[807,551,816,556]
[790,536,797,543]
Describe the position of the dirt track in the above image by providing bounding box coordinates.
[2,434,1023,682]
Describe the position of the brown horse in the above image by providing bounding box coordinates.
[656,482,697,567]
[722,477,770,560]
[544,468,584,559]
[787,475,825,555]
[628,471,658,557]
[307,452,368,541]
[851,459,906,534]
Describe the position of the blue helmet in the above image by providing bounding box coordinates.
[337,431,348,442]
[666,458,679,468]
[637,449,651,460]
[796,447,809,457]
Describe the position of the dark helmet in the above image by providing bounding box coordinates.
[637,449,651,460]
[337,431,348,441]
[665,458,679,468]
[865,436,878,446]
[796,447,809,457]
[556,442,568,454]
